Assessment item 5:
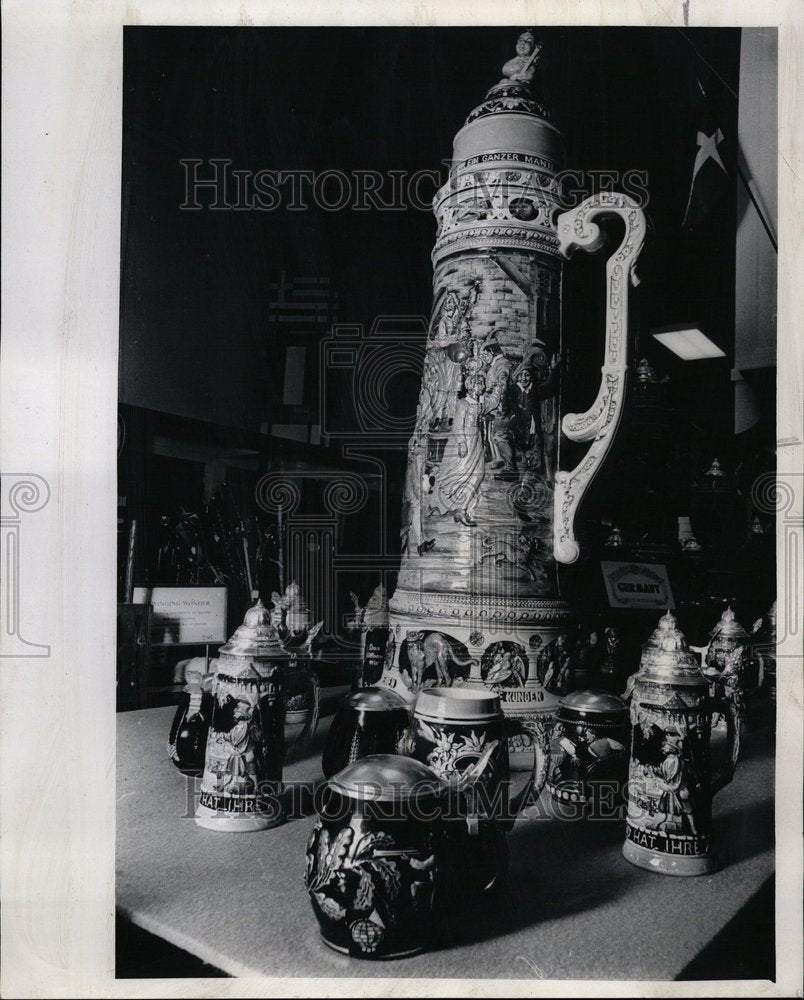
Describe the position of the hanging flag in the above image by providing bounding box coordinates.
[682,79,730,229]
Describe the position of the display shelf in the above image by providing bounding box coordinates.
[116,705,774,981]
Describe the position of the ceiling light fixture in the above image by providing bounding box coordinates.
[651,324,726,361]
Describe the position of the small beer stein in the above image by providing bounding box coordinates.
[322,687,411,778]
[407,687,549,895]
[704,606,750,718]
[305,747,498,959]
[349,584,391,687]
[408,687,549,804]
[623,611,740,876]
[547,689,630,814]
[195,600,286,832]
[167,664,215,776]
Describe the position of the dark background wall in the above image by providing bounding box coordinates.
[119,26,743,444]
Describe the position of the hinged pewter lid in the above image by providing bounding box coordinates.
[327,754,443,803]
[271,581,313,633]
[709,606,748,642]
[341,687,410,714]
[557,689,629,723]
[636,611,704,686]
[219,599,285,658]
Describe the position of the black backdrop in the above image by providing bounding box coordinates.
[119,26,741,444]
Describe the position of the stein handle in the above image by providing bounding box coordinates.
[502,718,551,831]
[553,193,647,564]
[710,694,741,796]
[454,740,501,837]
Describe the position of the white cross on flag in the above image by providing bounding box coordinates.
[682,83,730,229]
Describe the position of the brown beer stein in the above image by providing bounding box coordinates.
[167,665,215,777]
[547,689,630,815]
[406,687,549,896]
[321,687,411,778]
[305,745,498,959]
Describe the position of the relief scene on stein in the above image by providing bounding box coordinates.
[400,266,561,598]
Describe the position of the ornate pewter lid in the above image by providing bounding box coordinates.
[557,689,629,724]
[709,606,748,643]
[271,581,322,638]
[341,687,410,714]
[327,754,442,802]
[219,599,284,658]
[636,610,703,682]
[605,525,624,548]
[282,581,312,632]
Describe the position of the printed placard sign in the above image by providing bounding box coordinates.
[600,562,675,610]
[133,586,227,646]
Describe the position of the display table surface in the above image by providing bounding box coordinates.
[117,704,775,981]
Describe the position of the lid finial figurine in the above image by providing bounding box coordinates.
[622,611,741,875]
[500,30,542,88]
[379,34,648,758]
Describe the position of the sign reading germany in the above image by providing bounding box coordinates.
[600,562,675,610]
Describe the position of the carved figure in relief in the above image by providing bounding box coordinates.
[501,30,542,87]
[483,645,527,688]
[509,364,537,454]
[542,633,575,695]
[651,730,700,836]
[431,373,487,527]
[401,434,435,556]
[429,294,465,428]
[217,698,263,795]
[418,356,442,431]
[404,631,474,690]
[526,347,560,474]
[477,530,543,583]
[480,335,514,472]
[427,282,480,430]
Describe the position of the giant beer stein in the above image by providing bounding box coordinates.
[379,31,647,761]
[623,612,740,875]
